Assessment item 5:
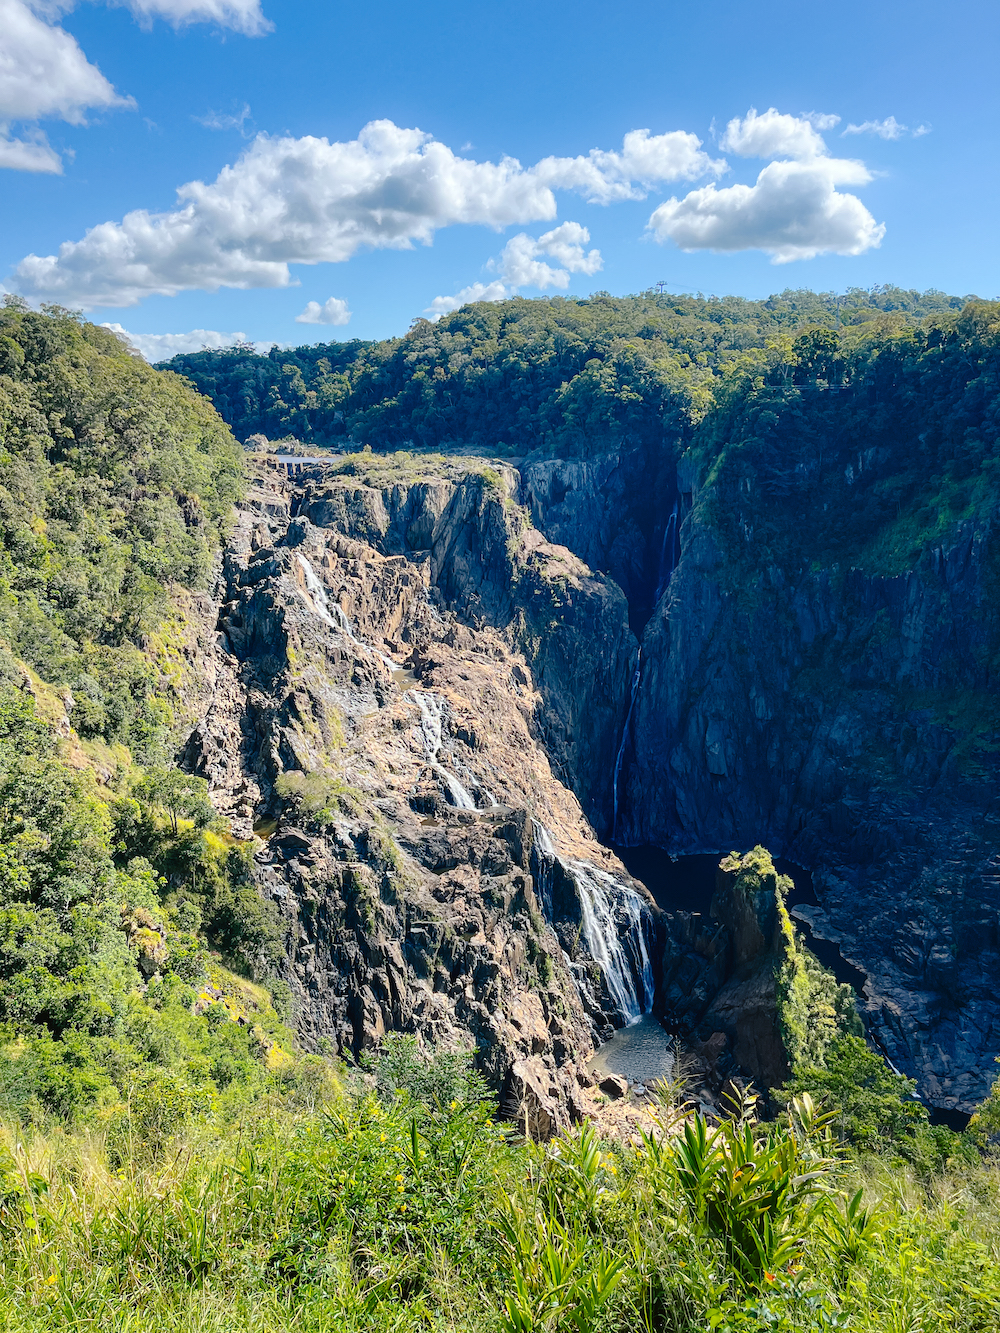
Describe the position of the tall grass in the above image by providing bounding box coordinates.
[1,1087,999,1333]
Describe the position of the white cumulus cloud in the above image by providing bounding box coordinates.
[0,0,267,174]
[651,107,885,263]
[842,116,914,140]
[720,107,831,161]
[425,222,602,321]
[113,0,270,33]
[0,0,131,172]
[532,128,725,203]
[0,130,63,173]
[424,281,508,320]
[295,296,351,326]
[101,321,270,361]
[648,158,884,263]
[12,120,710,307]
[493,221,603,288]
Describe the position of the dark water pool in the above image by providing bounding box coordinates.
[590,1015,676,1087]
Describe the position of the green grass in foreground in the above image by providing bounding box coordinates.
[1,1072,1000,1333]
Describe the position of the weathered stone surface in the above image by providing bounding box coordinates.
[176,461,651,1122]
[598,1073,628,1100]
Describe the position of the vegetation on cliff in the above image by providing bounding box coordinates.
[0,300,305,1140]
[159,286,966,452]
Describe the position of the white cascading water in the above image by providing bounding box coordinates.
[570,860,654,1024]
[654,499,680,604]
[408,690,477,810]
[297,554,399,672]
[611,649,641,843]
[532,819,654,1027]
[297,554,341,630]
[296,555,477,808]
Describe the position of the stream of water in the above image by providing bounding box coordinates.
[296,554,480,810]
[611,650,641,843]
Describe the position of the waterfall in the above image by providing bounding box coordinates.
[654,499,680,604]
[531,819,557,920]
[408,690,478,810]
[296,554,484,813]
[531,820,654,1028]
[611,649,641,843]
[297,554,340,630]
[296,555,397,672]
[569,860,654,1024]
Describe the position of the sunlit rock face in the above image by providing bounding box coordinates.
[179,431,1000,1119]
[178,457,655,1130]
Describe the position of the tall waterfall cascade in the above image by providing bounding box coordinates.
[611,499,681,845]
[531,823,654,1029]
[611,649,641,843]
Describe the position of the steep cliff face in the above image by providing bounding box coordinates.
[523,438,1000,1114]
[179,458,656,1131]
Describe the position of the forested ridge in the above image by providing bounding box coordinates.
[160,285,970,452]
[0,298,305,1139]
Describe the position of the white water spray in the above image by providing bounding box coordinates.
[570,860,654,1025]
[532,820,654,1027]
[297,555,398,672]
[408,690,477,810]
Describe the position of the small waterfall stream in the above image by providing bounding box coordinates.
[297,554,480,810]
[654,499,680,605]
[408,690,478,810]
[611,649,641,843]
[570,860,654,1023]
[610,498,681,844]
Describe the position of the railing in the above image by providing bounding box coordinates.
[256,453,340,476]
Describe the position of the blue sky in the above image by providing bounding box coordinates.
[2,0,997,358]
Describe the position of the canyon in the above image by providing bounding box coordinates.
[179,435,999,1121]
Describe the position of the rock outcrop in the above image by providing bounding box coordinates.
[178,456,657,1131]
[658,848,798,1095]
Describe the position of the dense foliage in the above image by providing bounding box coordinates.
[160,286,968,452]
[0,302,302,1140]
[0,297,243,759]
[3,1069,1000,1333]
[691,299,1000,575]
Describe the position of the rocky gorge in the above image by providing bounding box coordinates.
[174,410,1000,1124]
[522,435,1000,1117]
[174,454,664,1135]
